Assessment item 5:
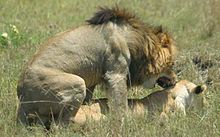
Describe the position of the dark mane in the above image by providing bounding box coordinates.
[87,6,136,25]
[87,6,167,36]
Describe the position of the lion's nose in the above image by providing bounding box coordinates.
[156,76,177,88]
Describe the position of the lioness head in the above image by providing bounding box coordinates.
[171,80,207,114]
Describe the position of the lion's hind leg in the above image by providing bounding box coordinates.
[17,69,86,128]
[44,73,87,127]
[16,104,48,128]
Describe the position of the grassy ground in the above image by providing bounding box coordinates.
[0,0,220,136]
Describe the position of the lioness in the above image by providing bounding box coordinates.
[17,6,177,128]
[73,80,207,124]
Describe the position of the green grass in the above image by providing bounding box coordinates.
[0,0,220,136]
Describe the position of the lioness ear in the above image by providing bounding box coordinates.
[193,85,207,94]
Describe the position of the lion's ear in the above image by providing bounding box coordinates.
[159,34,170,47]
[157,25,163,33]
[193,85,207,94]
[154,25,163,34]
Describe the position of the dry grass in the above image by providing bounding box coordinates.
[0,0,220,136]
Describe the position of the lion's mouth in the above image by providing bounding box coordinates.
[156,76,176,88]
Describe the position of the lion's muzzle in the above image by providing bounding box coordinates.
[156,76,177,88]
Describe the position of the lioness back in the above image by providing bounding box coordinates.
[141,90,171,113]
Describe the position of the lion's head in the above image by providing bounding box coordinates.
[142,26,177,88]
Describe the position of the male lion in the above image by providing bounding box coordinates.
[72,80,207,125]
[17,6,177,128]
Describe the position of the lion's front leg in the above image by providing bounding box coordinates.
[105,71,128,136]
[104,52,130,136]
[104,49,130,115]
[105,72,128,114]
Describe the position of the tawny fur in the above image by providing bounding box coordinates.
[17,6,177,128]
[72,80,207,124]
